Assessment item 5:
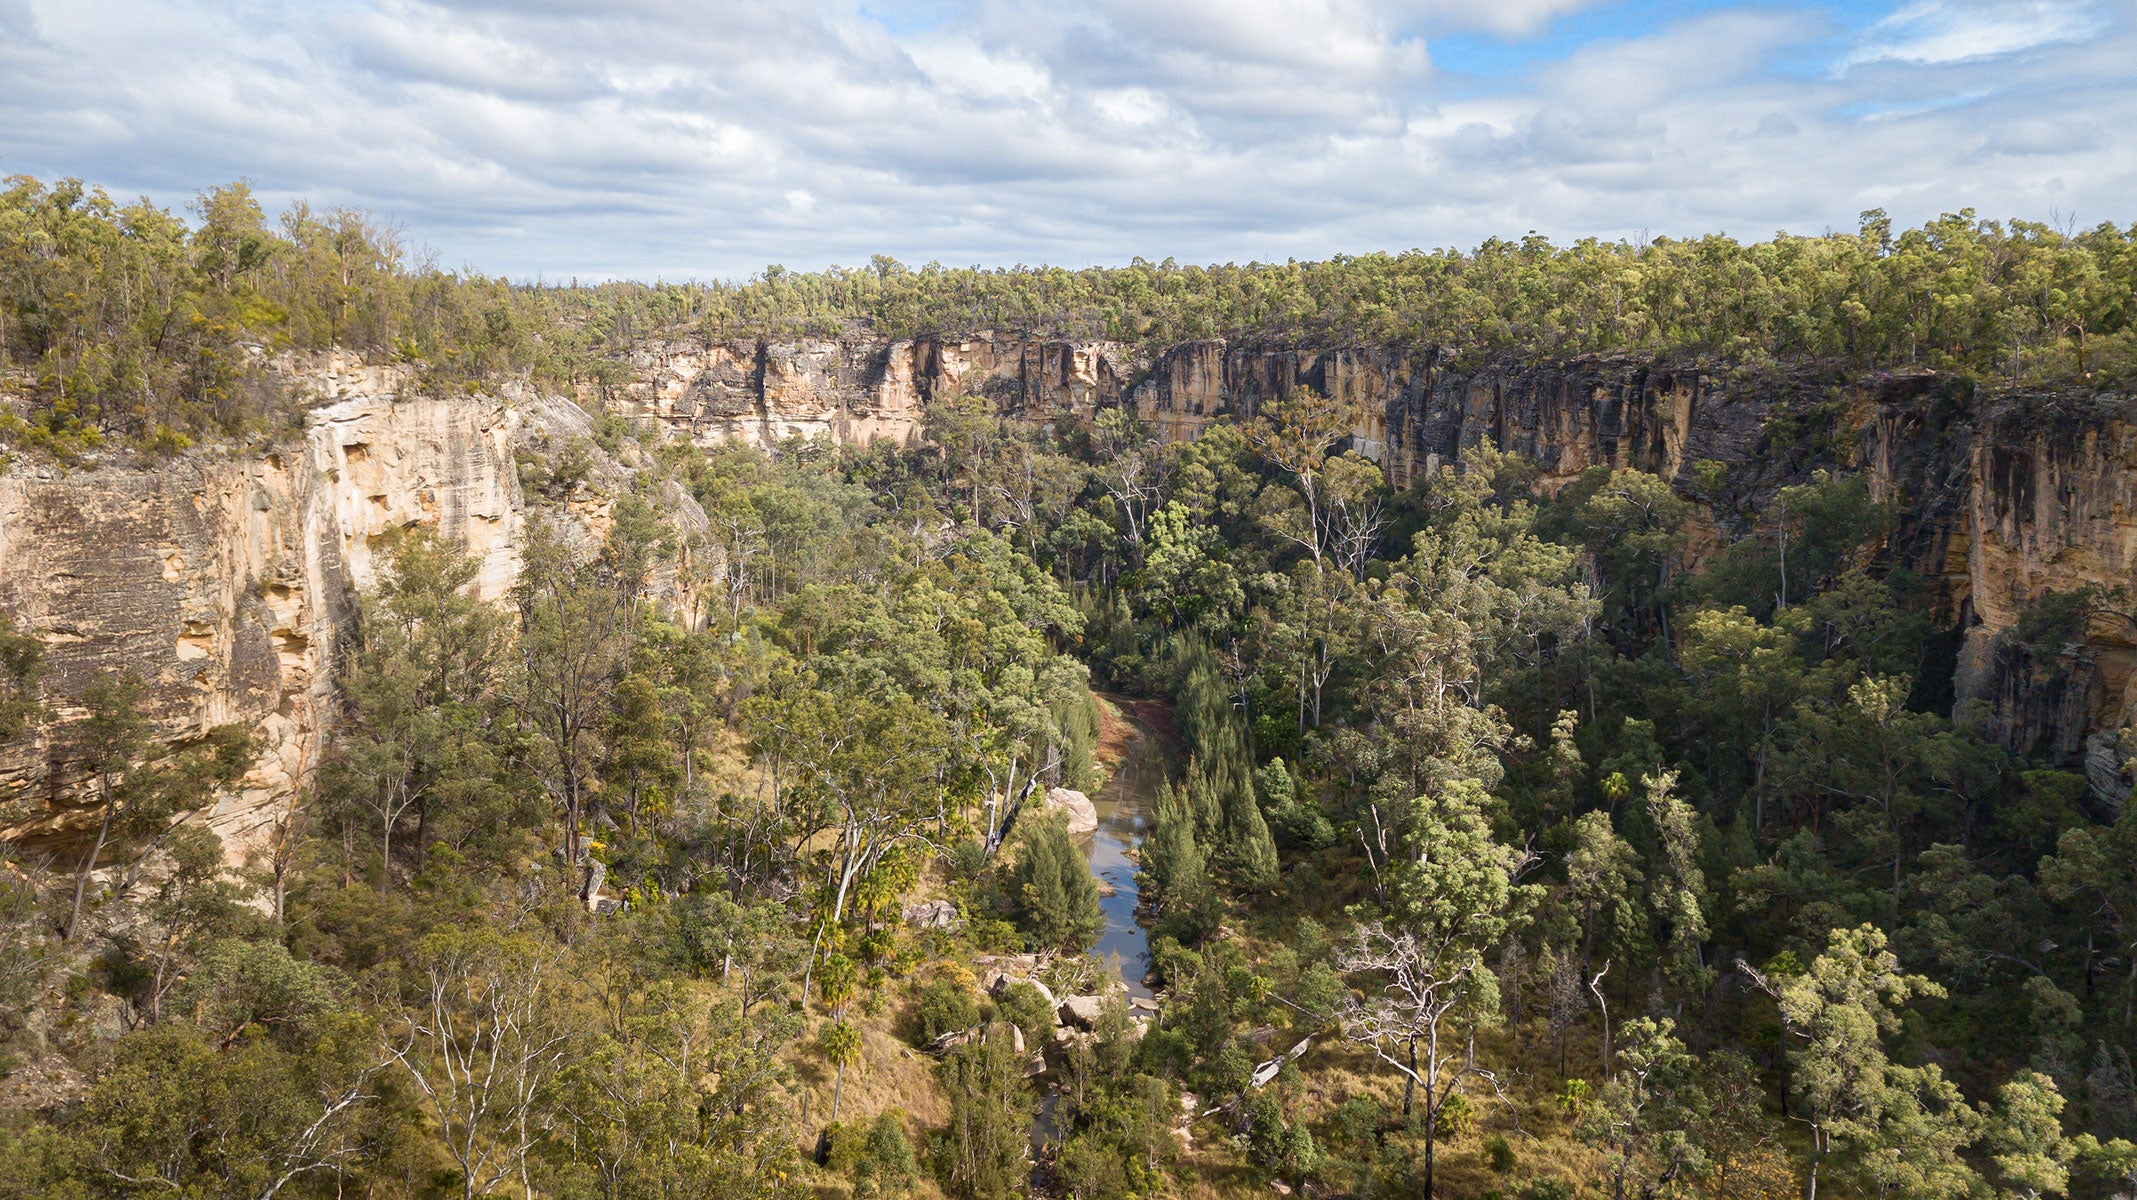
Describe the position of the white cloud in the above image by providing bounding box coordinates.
[1854,0,2104,64]
[1404,0,1602,38]
[0,0,2130,279]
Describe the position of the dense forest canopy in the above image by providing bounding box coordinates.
[2,173,2137,1200]
[2,174,2135,457]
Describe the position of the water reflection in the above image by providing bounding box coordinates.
[1080,705,1164,1001]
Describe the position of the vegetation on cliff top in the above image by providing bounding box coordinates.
[3,173,2134,457]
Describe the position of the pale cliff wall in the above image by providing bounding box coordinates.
[602,335,1135,447]
[1943,394,2137,795]
[608,334,1757,494]
[0,355,701,865]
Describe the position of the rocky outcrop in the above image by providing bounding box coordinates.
[903,899,961,929]
[0,353,703,865]
[1057,994,1107,1029]
[602,334,1137,448]
[605,334,1776,496]
[1941,392,2137,793]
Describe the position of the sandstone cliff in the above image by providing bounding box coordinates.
[602,334,1132,447]
[597,330,2137,796]
[602,333,1757,494]
[0,353,702,866]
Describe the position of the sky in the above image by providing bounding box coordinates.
[1,0,2130,281]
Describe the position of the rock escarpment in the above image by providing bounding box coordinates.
[1946,393,2137,793]
[603,334,1130,447]
[604,334,1761,494]
[606,330,2137,795]
[0,353,701,864]
[5,332,2137,867]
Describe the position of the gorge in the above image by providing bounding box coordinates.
[4,334,2132,865]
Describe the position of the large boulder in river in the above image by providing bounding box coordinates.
[1046,787,1099,835]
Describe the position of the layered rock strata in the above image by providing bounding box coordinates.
[0,354,700,864]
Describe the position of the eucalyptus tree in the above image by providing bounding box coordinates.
[1643,770,1715,1005]
[1245,388,1364,573]
[384,925,574,1200]
[2040,803,2137,1026]
[1090,407,1168,568]
[1986,1071,2079,1200]
[514,520,632,866]
[1576,1017,1710,1200]
[555,980,801,1200]
[333,530,513,889]
[1335,780,1536,1200]
[1751,924,1982,1200]
[743,678,947,997]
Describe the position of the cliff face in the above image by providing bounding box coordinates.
[4,334,2134,866]
[0,354,696,865]
[607,334,1765,495]
[601,331,2137,794]
[1948,393,2137,795]
[604,335,1134,447]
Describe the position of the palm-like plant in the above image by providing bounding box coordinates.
[820,1020,863,1121]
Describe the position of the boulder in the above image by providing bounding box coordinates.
[990,973,1060,1015]
[1057,994,1108,1029]
[1045,786,1099,836]
[902,898,960,929]
[928,1028,978,1054]
[977,953,1041,972]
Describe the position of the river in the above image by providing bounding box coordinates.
[1079,697,1169,1001]
[1035,700,1167,1163]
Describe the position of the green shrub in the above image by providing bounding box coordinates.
[854,1111,918,1198]
[1514,1178,1574,1200]
[1484,1133,1517,1174]
[993,981,1055,1045]
[913,976,980,1045]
